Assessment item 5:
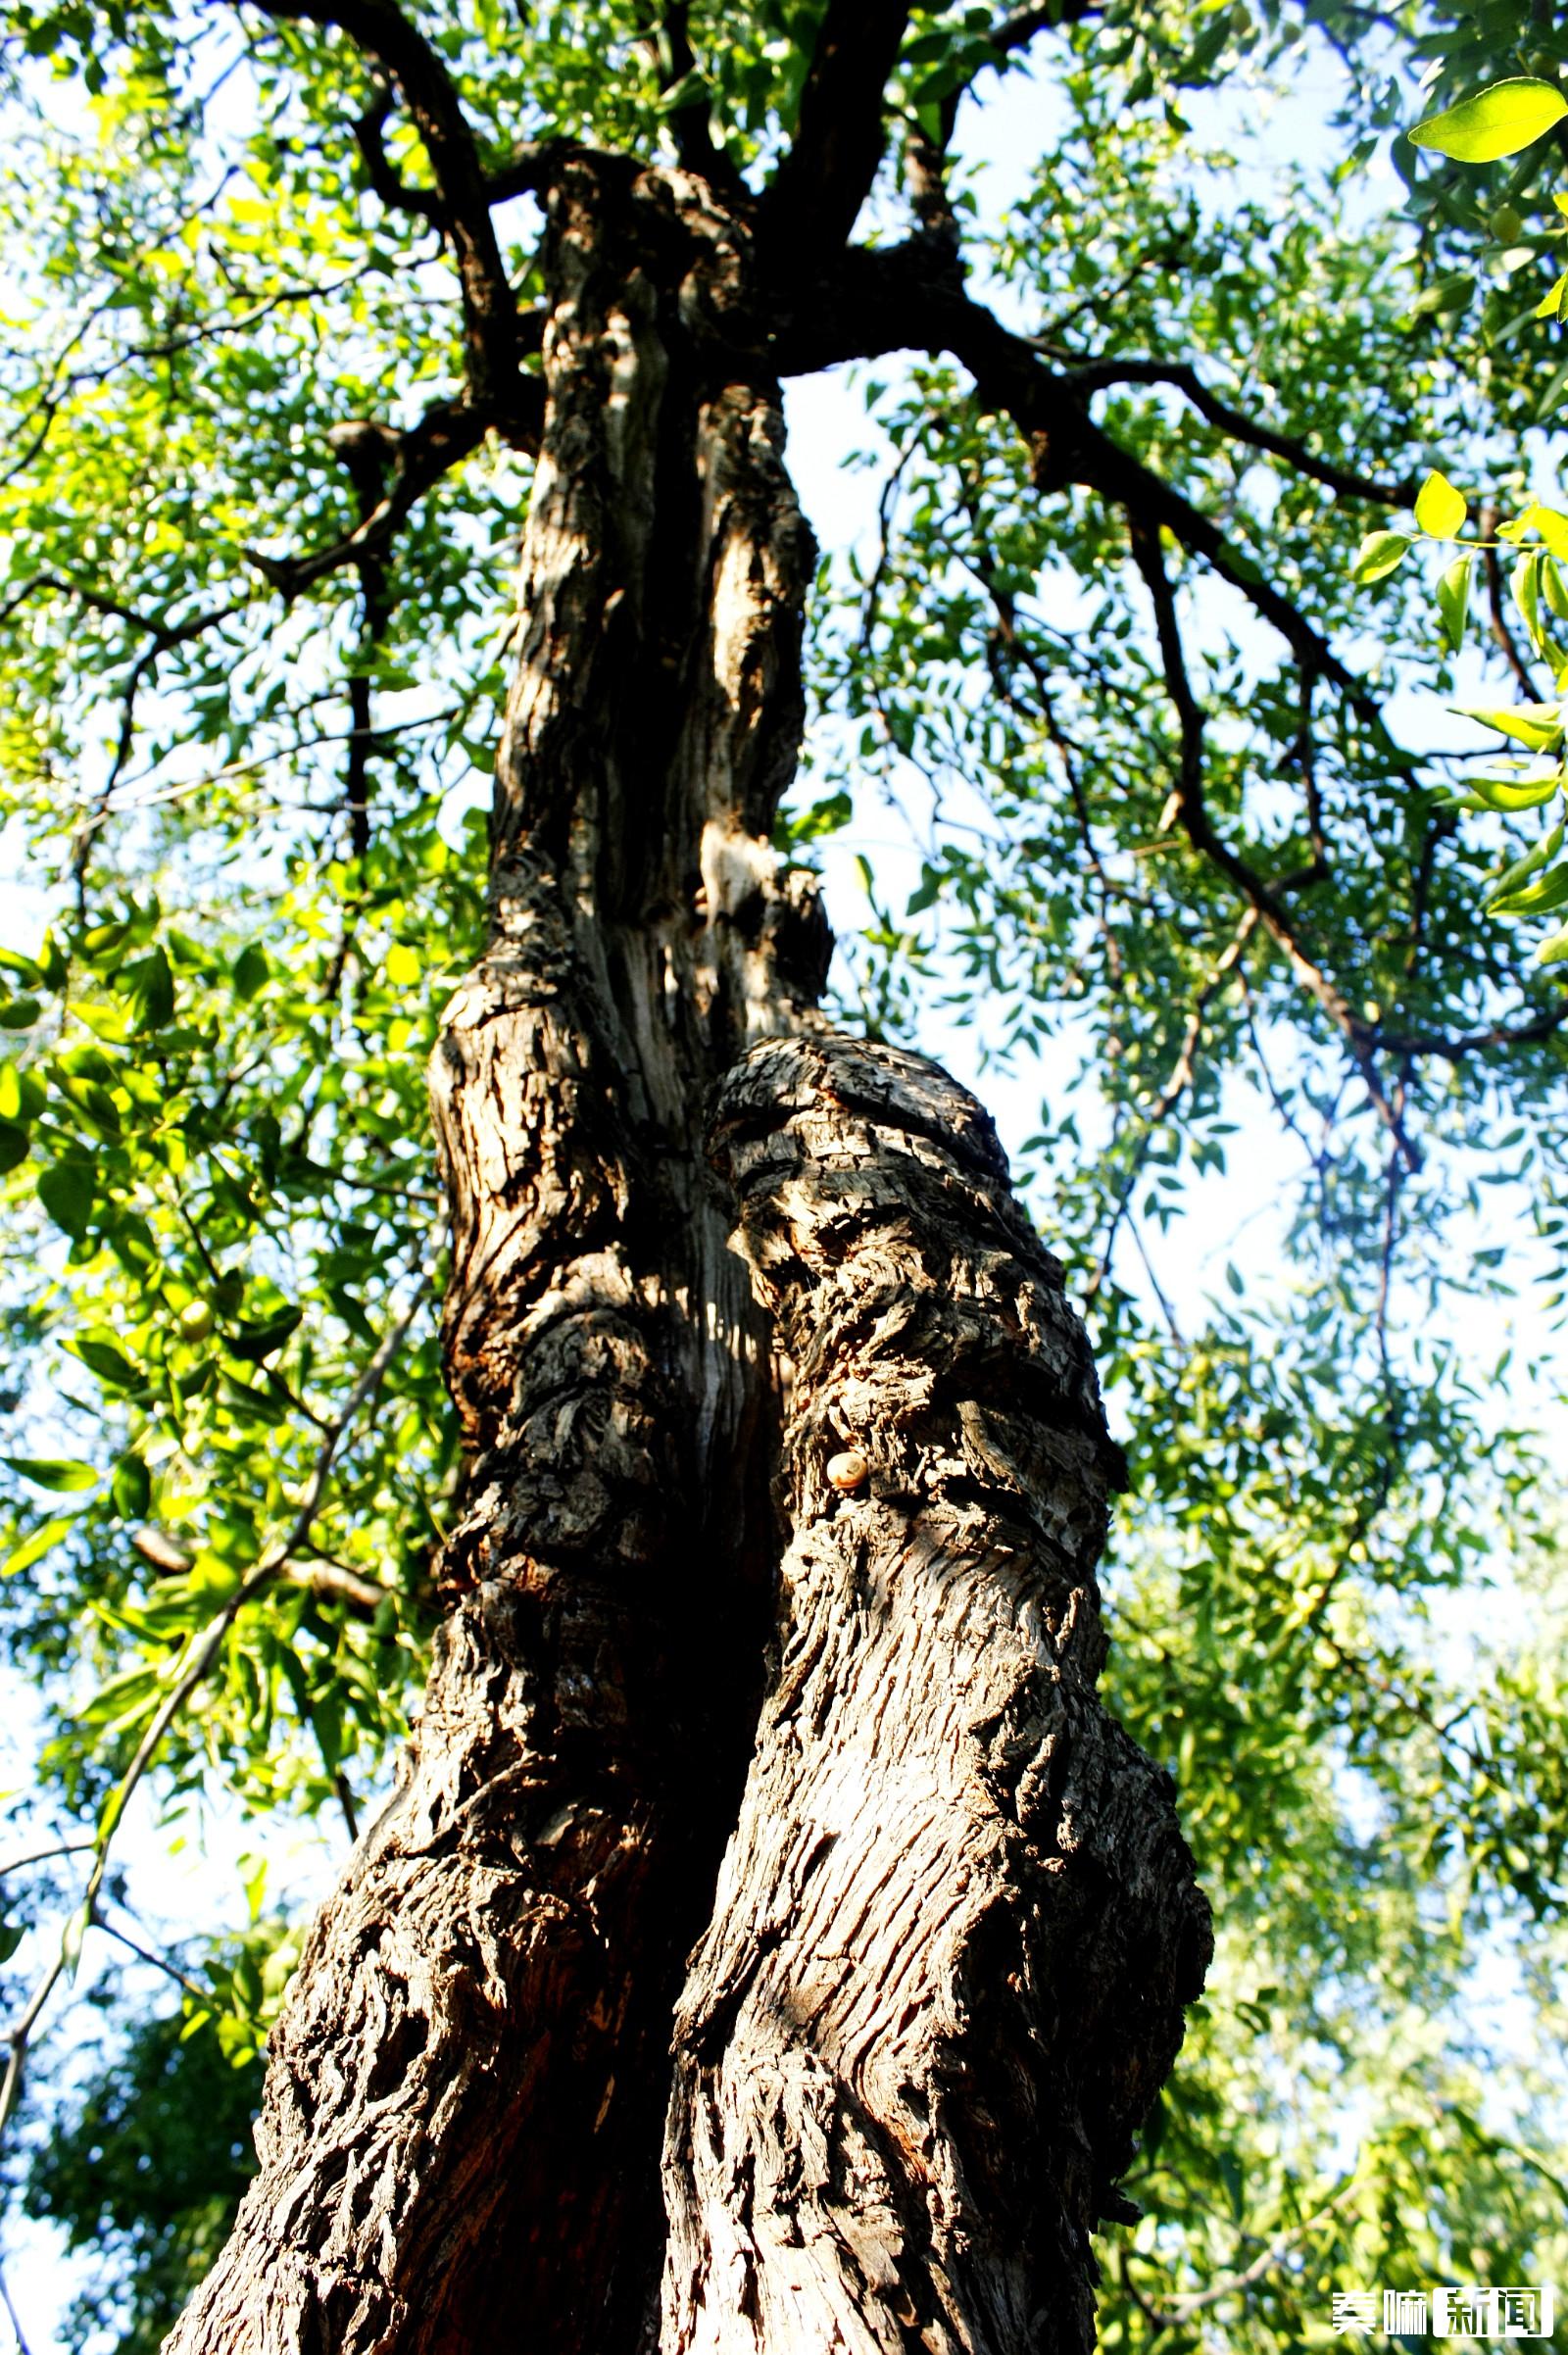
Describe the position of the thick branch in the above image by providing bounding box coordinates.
[762,0,913,261]
[775,252,1370,703]
[244,0,519,402]
[246,389,538,600]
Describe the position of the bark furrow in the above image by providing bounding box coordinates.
[662,1035,1211,2355]
[167,161,824,2355]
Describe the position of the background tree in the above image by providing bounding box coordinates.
[1,2,1567,2351]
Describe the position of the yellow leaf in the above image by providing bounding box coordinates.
[1414,469,1467,539]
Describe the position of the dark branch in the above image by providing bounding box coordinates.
[776,250,1369,703]
[246,387,539,601]
[762,0,913,262]
[990,0,1103,57]
[243,0,520,406]
[1126,514,1422,1171]
[1478,502,1546,697]
[353,70,444,223]
[650,2,738,186]
[1057,357,1417,507]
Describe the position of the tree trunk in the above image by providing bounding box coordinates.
[662,1037,1209,2353]
[166,159,1207,2355]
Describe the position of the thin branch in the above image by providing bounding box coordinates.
[0,1840,94,1880]
[1121,2177,1361,2328]
[94,1916,211,2003]
[1058,356,1415,508]
[1478,502,1546,697]
[0,1280,425,2163]
[0,2261,33,2355]
[1126,515,1422,1172]
[1125,1212,1185,1348]
[1086,908,1259,1304]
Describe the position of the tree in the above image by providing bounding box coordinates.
[2,4,1568,2351]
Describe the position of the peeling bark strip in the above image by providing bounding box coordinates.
[662,1036,1211,2355]
[168,163,826,2355]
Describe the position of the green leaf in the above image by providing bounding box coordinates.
[1437,553,1473,651]
[3,1456,100,1493]
[61,1898,91,1983]
[1452,771,1563,812]
[111,1454,152,1520]
[1535,919,1568,965]
[37,1157,94,1239]
[71,1334,139,1389]
[227,1307,303,1363]
[1456,704,1564,753]
[0,1922,24,1964]
[1409,78,1568,165]
[1351,531,1411,584]
[1,1517,74,1578]
[1415,471,1468,539]
[232,944,269,1002]
[1513,553,1544,656]
[1488,822,1568,915]
[1502,505,1568,558]
[125,946,174,1030]
[0,1121,29,1174]
[0,995,41,1030]
[1485,817,1564,912]
[1535,269,1568,323]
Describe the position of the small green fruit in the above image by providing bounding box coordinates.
[178,1300,214,1343]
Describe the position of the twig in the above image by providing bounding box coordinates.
[0,2259,33,2355]
[1086,908,1258,1304]
[1121,2176,1361,2328]
[0,1279,426,2162]
[0,1840,94,1880]
[94,1916,212,2004]
[1126,514,1422,1173]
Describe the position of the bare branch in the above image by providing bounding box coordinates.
[0,1840,94,1880]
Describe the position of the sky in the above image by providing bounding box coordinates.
[2,22,1565,2353]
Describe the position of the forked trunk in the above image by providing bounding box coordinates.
[166,159,1207,2355]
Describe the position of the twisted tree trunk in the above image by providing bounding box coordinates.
[168,155,1207,2355]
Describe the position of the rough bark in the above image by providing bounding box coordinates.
[662,1037,1210,2355]
[166,159,824,2355]
[167,151,1207,2355]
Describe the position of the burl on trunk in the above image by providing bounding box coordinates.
[166,157,1209,2355]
